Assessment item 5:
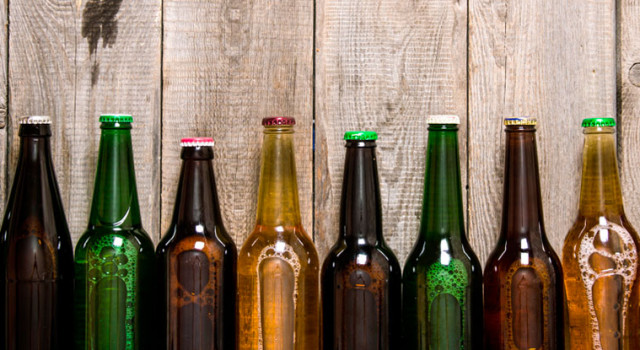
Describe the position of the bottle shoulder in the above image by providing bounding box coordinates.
[76,226,155,257]
[239,225,318,264]
[323,242,400,273]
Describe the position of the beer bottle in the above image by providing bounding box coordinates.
[321,131,402,349]
[484,117,564,350]
[74,114,156,349]
[237,117,320,350]
[157,137,237,350]
[403,115,483,349]
[563,117,640,349]
[0,116,74,349]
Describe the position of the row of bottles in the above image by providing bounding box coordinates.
[0,114,638,349]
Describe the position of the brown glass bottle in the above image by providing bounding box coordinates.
[0,116,74,349]
[484,117,564,350]
[321,131,402,350]
[157,138,237,350]
[563,118,640,349]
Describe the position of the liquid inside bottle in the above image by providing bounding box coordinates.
[563,118,640,350]
[237,117,319,350]
[74,114,156,350]
[321,131,401,350]
[157,137,237,350]
[483,117,564,350]
[1,116,74,350]
[403,116,483,350]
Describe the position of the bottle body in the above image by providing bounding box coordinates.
[237,119,320,350]
[1,120,74,350]
[238,226,319,350]
[74,117,156,350]
[483,121,564,350]
[403,122,482,350]
[563,123,640,349]
[321,136,401,350]
[157,141,237,350]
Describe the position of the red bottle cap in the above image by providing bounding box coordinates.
[262,117,296,126]
[180,137,215,147]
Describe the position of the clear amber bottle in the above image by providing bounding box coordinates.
[483,117,564,350]
[237,117,320,350]
[563,118,640,349]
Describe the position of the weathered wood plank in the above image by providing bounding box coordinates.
[161,0,314,245]
[9,0,162,242]
[468,0,616,263]
[0,0,7,213]
[619,0,640,230]
[315,0,468,263]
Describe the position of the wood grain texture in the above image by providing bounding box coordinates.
[8,0,162,242]
[0,0,7,214]
[161,0,314,246]
[468,0,617,264]
[315,0,468,263]
[619,0,640,230]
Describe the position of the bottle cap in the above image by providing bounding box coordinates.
[262,117,296,126]
[181,137,215,147]
[582,117,615,128]
[344,131,378,141]
[427,115,460,125]
[504,116,537,126]
[99,114,133,123]
[19,116,51,125]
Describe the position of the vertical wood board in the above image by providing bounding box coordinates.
[161,0,314,245]
[315,0,468,263]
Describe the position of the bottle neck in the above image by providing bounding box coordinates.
[171,146,223,236]
[578,127,624,217]
[501,126,545,239]
[420,125,465,239]
[255,126,301,227]
[15,124,54,178]
[88,123,142,229]
[339,140,383,245]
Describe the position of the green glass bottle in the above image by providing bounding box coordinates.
[74,114,156,350]
[403,115,483,349]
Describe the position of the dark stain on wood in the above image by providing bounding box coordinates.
[82,0,123,84]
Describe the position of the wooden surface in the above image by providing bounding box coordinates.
[8,0,162,241]
[161,0,314,244]
[0,0,634,267]
[315,0,468,262]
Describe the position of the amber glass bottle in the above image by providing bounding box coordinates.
[563,118,640,349]
[237,117,320,350]
[321,131,401,350]
[157,137,237,350]
[403,115,483,349]
[484,117,564,350]
[1,116,74,349]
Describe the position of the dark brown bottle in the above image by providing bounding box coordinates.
[156,137,237,350]
[0,116,74,350]
[321,131,402,350]
[483,117,564,350]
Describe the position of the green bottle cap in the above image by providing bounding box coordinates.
[99,114,133,123]
[582,118,615,128]
[344,131,378,141]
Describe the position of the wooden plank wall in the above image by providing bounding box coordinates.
[0,0,637,268]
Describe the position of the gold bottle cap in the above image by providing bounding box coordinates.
[504,116,537,126]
